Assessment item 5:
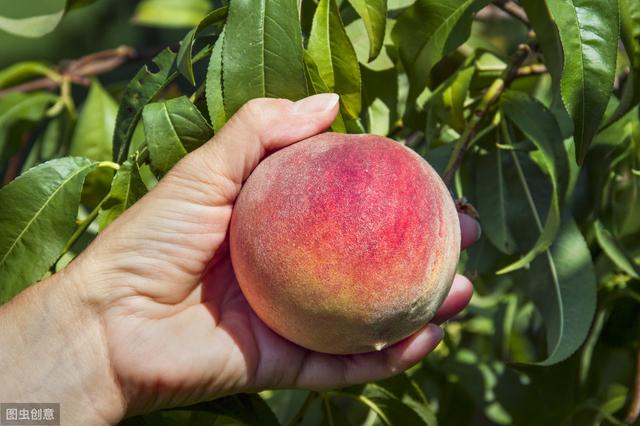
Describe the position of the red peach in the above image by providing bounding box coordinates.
[230,133,460,354]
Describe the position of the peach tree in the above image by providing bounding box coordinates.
[0,0,639,424]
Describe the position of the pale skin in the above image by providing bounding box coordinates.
[0,94,480,425]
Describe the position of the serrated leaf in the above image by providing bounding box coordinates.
[177,6,227,85]
[142,96,213,175]
[307,0,362,119]
[133,0,211,28]
[303,51,349,133]
[527,216,597,366]
[392,0,489,100]
[0,157,96,302]
[222,0,308,117]
[112,48,178,163]
[602,0,640,129]
[206,28,226,132]
[476,149,517,255]
[545,0,620,163]
[497,91,567,274]
[0,0,97,38]
[594,220,640,279]
[346,0,387,62]
[98,160,146,230]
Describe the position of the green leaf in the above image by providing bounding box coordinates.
[0,62,54,88]
[602,0,640,128]
[0,0,97,38]
[392,0,489,99]
[307,0,362,119]
[0,157,96,303]
[206,28,226,132]
[112,48,177,163]
[98,160,146,230]
[476,149,517,255]
[545,0,620,163]
[497,91,567,274]
[177,6,227,85]
[142,96,213,175]
[346,0,387,62]
[133,0,211,28]
[527,216,597,366]
[222,0,308,117]
[594,220,640,279]
[70,80,117,161]
[187,394,281,426]
[334,384,429,426]
[0,92,58,174]
[520,0,563,96]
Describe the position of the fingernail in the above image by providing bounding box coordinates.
[292,93,339,114]
[428,324,444,342]
[474,219,482,242]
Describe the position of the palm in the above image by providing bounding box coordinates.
[81,97,476,415]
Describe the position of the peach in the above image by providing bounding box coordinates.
[229,133,460,354]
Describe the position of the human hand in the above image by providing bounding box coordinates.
[0,94,480,424]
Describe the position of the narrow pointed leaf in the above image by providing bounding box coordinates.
[594,220,640,279]
[545,0,620,162]
[70,80,117,161]
[392,0,489,98]
[498,91,568,274]
[602,0,640,128]
[528,217,597,366]
[0,157,96,302]
[307,0,362,119]
[222,0,308,117]
[476,149,517,255]
[176,6,227,85]
[206,29,226,132]
[98,160,147,230]
[346,0,387,61]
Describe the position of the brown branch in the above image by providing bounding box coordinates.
[442,43,532,186]
[493,0,529,26]
[626,348,640,425]
[0,45,139,97]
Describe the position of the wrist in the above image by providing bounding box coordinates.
[0,266,126,425]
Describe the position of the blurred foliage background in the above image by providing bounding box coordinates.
[0,0,639,425]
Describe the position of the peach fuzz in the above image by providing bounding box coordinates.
[230,133,460,354]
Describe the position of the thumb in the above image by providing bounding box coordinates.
[164,93,340,203]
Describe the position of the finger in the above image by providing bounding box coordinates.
[168,94,340,203]
[293,324,443,390]
[431,274,473,324]
[459,213,481,250]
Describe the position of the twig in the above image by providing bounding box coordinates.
[0,45,139,97]
[442,44,532,186]
[493,0,529,26]
[626,348,640,424]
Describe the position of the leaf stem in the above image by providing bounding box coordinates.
[50,196,108,271]
[442,43,532,186]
